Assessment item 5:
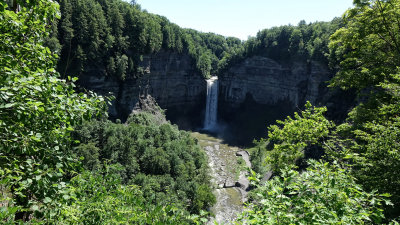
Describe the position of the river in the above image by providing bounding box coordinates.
[191,132,251,224]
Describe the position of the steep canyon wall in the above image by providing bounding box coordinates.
[78,51,206,128]
[218,56,333,145]
[78,51,353,145]
[220,57,330,107]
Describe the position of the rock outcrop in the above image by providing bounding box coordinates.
[129,95,168,125]
[78,51,206,128]
[219,56,331,108]
[218,56,334,145]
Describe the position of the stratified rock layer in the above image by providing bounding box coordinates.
[78,51,206,128]
[219,56,331,108]
[218,56,333,145]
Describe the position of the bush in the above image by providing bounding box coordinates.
[240,160,389,224]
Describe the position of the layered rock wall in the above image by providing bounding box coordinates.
[217,56,333,145]
[78,51,206,127]
[219,56,331,108]
[78,52,349,144]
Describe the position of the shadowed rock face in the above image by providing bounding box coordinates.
[78,50,207,128]
[219,56,331,108]
[218,56,333,145]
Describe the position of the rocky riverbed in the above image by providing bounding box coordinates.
[191,132,251,224]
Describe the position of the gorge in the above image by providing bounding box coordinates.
[54,0,355,145]
[78,50,352,145]
[5,0,400,223]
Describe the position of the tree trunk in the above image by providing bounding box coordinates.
[12,0,19,13]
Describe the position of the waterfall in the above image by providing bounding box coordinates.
[204,76,219,130]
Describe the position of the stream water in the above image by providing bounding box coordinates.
[191,132,251,224]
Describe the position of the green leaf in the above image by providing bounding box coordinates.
[1,103,15,108]
[44,197,52,204]
[62,195,70,200]
[0,2,5,12]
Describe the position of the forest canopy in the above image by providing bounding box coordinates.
[50,0,242,79]
[51,0,340,80]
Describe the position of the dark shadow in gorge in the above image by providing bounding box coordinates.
[166,88,356,148]
[165,102,205,130]
[165,93,297,148]
[214,94,296,147]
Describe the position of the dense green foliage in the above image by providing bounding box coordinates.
[217,19,343,73]
[53,0,341,80]
[0,0,107,221]
[42,164,196,224]
[3,0,400,223]
[247,101,399,223]
[250,102,333,175]
[326,0,400,217]
[265,102,333,172]
[246,0,400,222]
[241,160,388,224]
[53,0,241,79]
[73,113,216,214]
[328,0,400,91]
[0,1,213,223]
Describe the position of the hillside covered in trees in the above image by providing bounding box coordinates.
[245,0,400,223]
[49,0,242,79]
[49,0,338,81]
[1,0,400,224]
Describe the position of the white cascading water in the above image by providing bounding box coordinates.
[204,76,219,130]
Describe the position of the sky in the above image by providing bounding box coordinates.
[135,0,354,40]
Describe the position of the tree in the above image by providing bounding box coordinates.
[326,0,400,218]
[0,0,107,221]
[43,164,193,224]
[115,54,129,80]
[197,51,212,78]
[72,112,215,215]
[324,71,400,218]
[240,160,388,224]
[59,0,74,77]
[329,0,400,91]
[289,28,304,56]
[264,102,334,172]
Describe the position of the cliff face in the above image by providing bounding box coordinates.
[219,56,331,108]
[78,51,206,128]
[217,56,333,145]
[78,52,352,145]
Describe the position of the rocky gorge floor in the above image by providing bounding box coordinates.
[190,132,251,224]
